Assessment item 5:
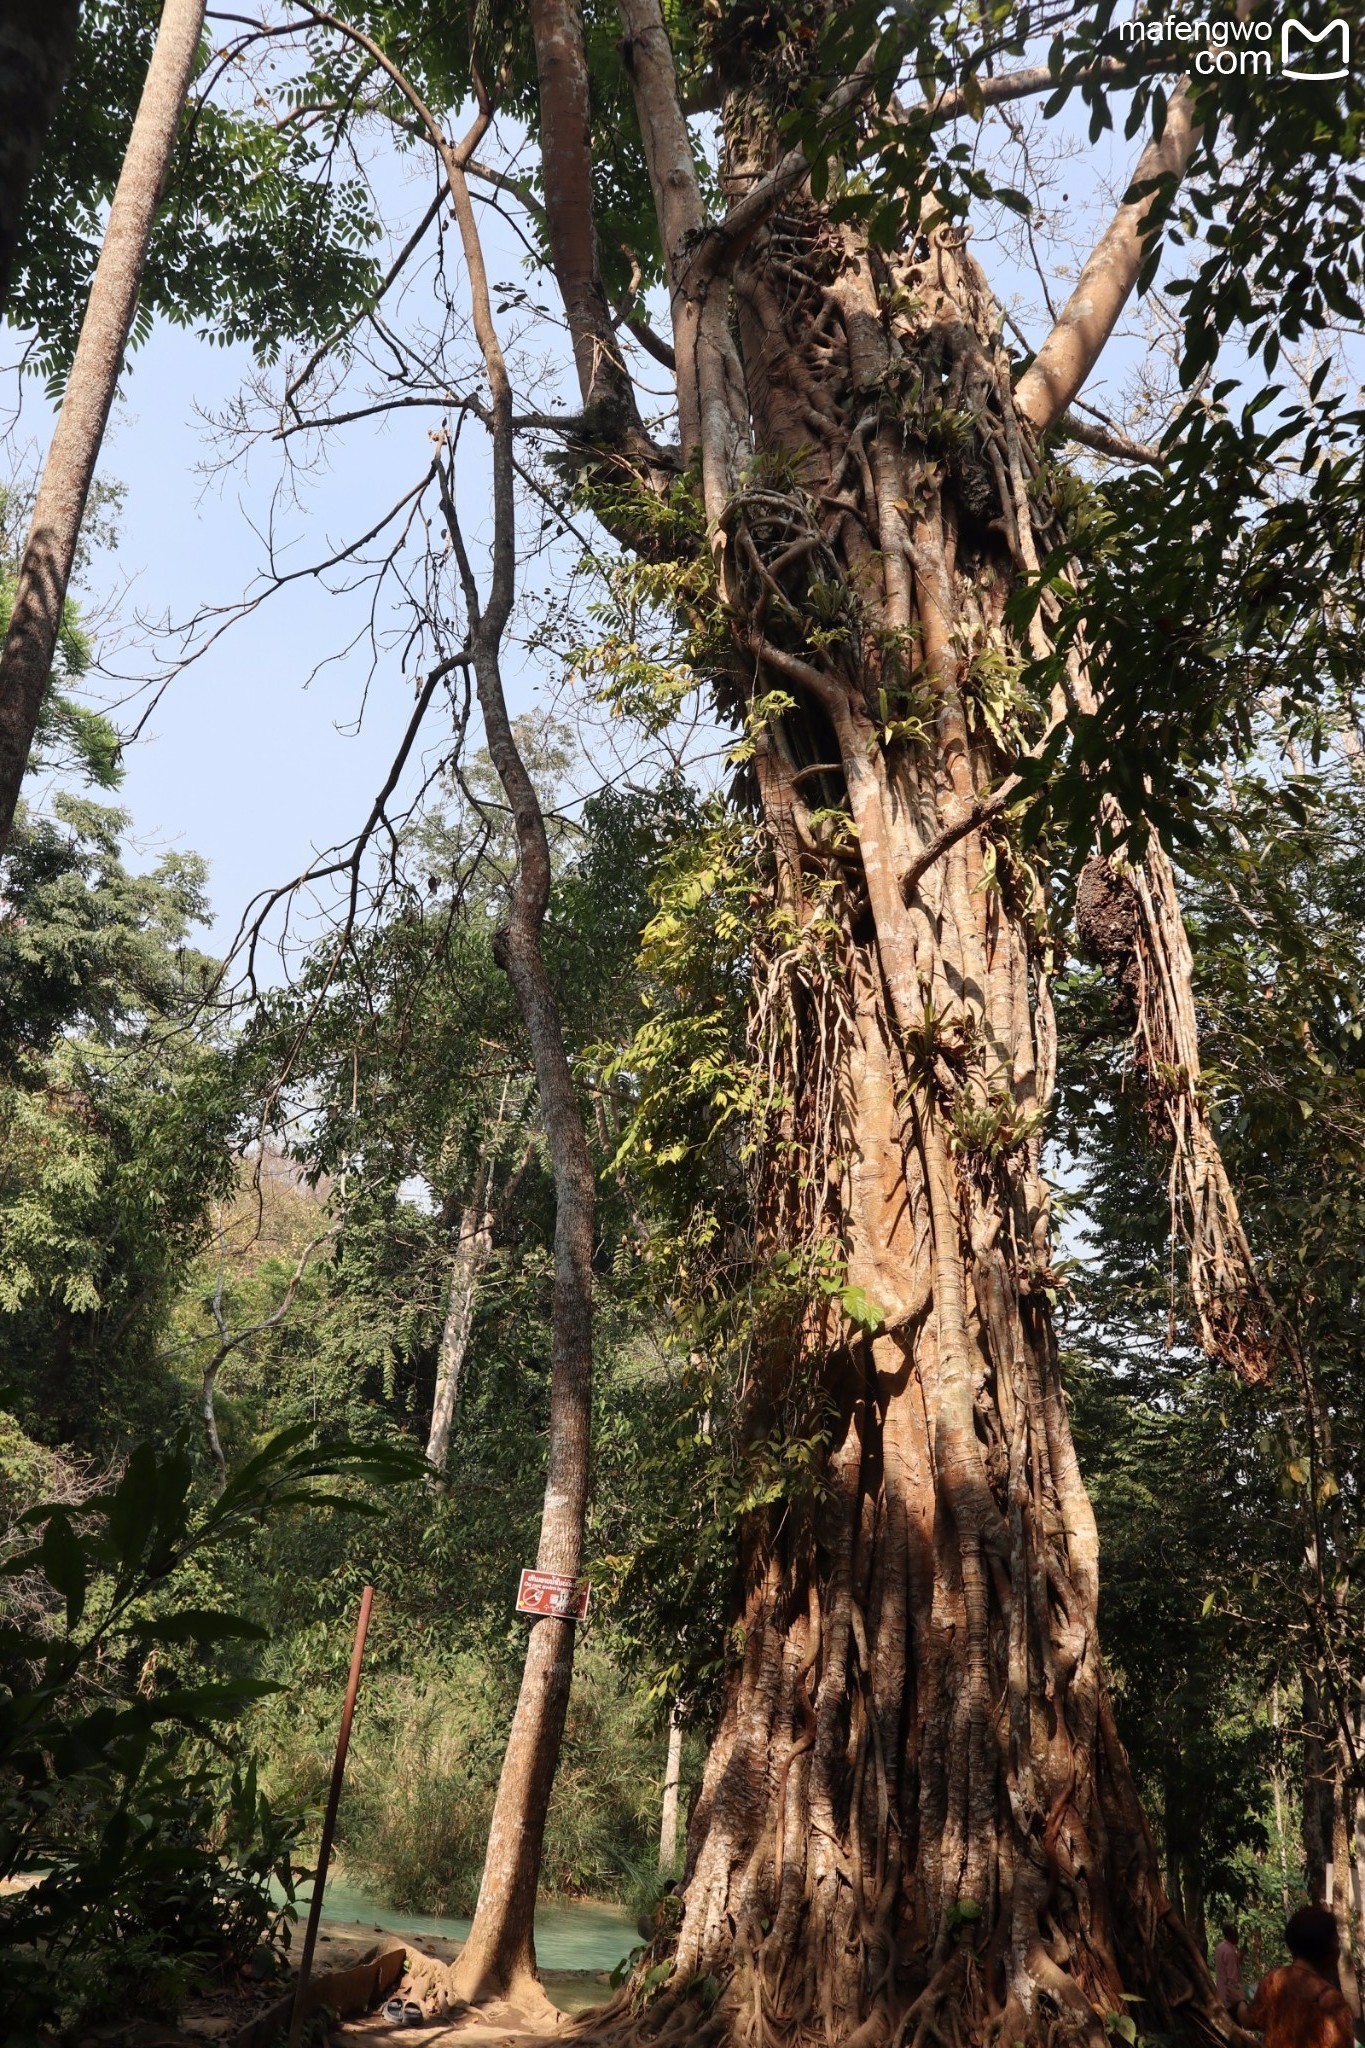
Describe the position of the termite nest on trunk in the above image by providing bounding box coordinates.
[1074,855,1142,1023]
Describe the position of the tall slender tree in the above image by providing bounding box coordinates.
[291,30,603,2001]
[0,0,204,851]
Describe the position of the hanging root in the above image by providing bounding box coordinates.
[1076,833,1276,1384]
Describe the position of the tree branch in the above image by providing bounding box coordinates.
[284,177,446,408]
[1060,411,1163,465]
[1013,82,1199,431]
[529,0,640,425]
[618,0,749,520]
[625,313,676,371]
[698,54,1182,288]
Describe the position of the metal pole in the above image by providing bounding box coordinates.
[287,1585,374,2048]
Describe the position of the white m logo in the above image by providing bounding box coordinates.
[1281,18,1350,78]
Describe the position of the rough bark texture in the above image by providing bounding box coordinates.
[575,14,1236,2043]
[0,0,81,315]
[0,0,204,852]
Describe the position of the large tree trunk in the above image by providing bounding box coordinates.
[0,0,203,851]
[583,27,1231,2043]
[0,0,82,316]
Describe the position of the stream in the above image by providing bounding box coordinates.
[285,1875,637,1972]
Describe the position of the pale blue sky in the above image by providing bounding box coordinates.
[0,74,1246,966]
[3,134,578,966]
[96,322,432,948]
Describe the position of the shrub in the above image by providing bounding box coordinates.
[262,1642,667,1917]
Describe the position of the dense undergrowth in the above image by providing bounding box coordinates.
[5,742,1365,2031]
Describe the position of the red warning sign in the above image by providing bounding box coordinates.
[515,1568,591,1621]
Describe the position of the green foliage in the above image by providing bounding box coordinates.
[0,794,212,1061]
[0,797,237,1448]
[11,2,382,382]
[1057,743,1365,1928]
[1017,388,1365,851]
[0,1425,422,2033]
[148,774,710,1921]
[1070,1347,1277,1922]
[272,1644,664,1916]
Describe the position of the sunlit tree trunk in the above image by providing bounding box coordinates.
[418,86,596,2013]
[425,1190,494,1475]
[659,1705,684,1873]
[644,207,1205,2042]
[0,0,203,849]
[537,7,1231,2042]
[0,0,81,314]
[1272,1678,1293,1914]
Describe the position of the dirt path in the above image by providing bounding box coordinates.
[168,1920,613,2048]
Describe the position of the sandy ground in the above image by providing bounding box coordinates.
[315,1920,615,2046]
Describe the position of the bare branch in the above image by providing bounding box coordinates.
[284,178,447,408]
[1060,411,1163,465]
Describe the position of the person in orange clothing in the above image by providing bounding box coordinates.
[1242,1907,1354,2048]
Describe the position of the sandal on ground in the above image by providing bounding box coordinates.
[381,2000,424,2027]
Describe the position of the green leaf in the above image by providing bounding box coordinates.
[40,1513,87,1632]
[127,1609,270,1646]
[143,1679,284,1724]
[840,1284,886,1334]
[106,1441,159,1574]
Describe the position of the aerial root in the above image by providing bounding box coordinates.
[890,1950,974,2048]
[561,1981,726,2048]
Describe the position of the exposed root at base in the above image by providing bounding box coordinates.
[547,1930,1238,2048]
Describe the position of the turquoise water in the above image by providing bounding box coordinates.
[286,1874,636,1972]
